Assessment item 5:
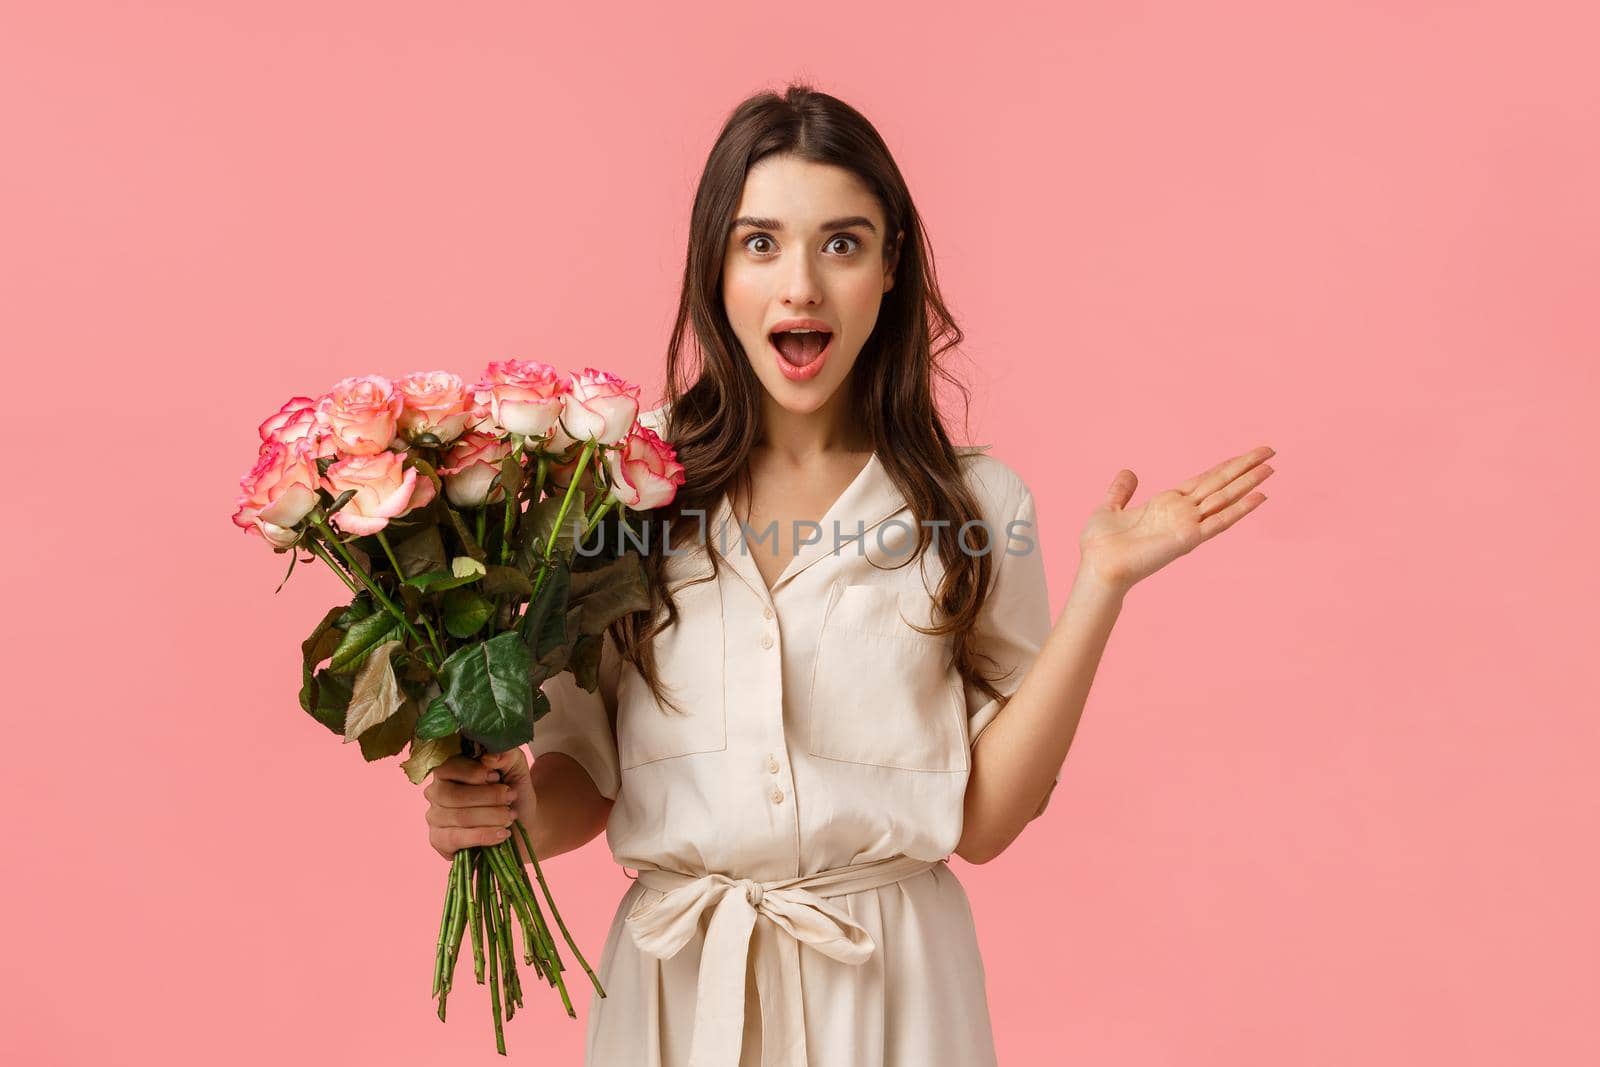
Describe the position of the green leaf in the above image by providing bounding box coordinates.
[403,568,480,594]
[441,587,495,639]
[568,631,604,693]
[439,632,535,751]
[399,583,423,623]
[359,695,420,761]
[520,490,588,560]
[521,556,573,665]
[299,605,348,727]
[324,487,358,518]
[496,454,526,504]
[308,668,355,734]
[415,695,459,741]
[410,456,444,499]
[567,553,651,635]
[482,565,534,598]
[443,505,487,562]
[274,548,298,594]
[527,686,551,728]
[343,639,406,742]
[401,733,462,785]
[333,594,375,630]
[393,526,447,579]
[329,609,403,673]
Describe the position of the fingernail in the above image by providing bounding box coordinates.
[496,829,511,839]
[487,772,501,782]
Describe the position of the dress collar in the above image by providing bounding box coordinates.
[710,451,910,601]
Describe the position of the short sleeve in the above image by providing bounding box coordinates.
[963,487,1062,809]
[529,630,623,801]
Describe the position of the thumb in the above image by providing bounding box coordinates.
[480,748,527,780]
[1105,469,1137,510]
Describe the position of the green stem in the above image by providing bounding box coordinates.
[480,857,507,1055]
[485,842,545,970]
[309,515,439,672]
[444,850,471,997]
[374,528,406,578]
[532,454,549,502]
[582,495,619,540]
[515,440,597,641]
[501,838,560,974]
[516,818,606,998]
[494,436,528,568]
[468,850,486,985]
[373,529,448,661]
[543,440,595,568]
[417,614,445,663]
[493,865,523,1014]
[435,851,466,1019]
[432,859,455,1000]
[307,541,361,596]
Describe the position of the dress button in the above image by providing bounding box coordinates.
[767,755,780,774]
[762,606,774,620]
[770,788,784,805]
[760,634,773,649]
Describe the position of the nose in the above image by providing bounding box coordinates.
[780,250,823,308]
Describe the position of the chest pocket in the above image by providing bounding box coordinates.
[806,582,969,773]
[616,572,729,770]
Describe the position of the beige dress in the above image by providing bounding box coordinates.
[530,413,1057,1067]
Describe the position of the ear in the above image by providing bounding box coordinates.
[883,229,904,293]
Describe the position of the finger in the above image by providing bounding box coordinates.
[431,804,518,830]
[479,750,522,778]
[431,779,517,809]
[1178,445,1274,500]
[434,756,498,784]
[1195,463,1273,521]
[1196,490,1267,541]
[1104,469,1137,511]
[435,825,513,857]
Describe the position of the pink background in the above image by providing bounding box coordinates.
[5,2,1596,1063]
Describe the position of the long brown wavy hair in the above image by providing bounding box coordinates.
[607,82,1012,720]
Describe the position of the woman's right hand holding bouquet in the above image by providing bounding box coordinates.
[425,752,533,860]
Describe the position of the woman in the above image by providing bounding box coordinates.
[423,83,1275,1066]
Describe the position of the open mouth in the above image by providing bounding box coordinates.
[769,328,833,368]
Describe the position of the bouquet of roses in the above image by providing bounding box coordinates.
[232,362,683,1054]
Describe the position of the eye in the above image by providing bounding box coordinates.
[742,233,776,255]
[826,235,861,255]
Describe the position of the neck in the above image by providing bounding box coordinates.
[756,391,871,462]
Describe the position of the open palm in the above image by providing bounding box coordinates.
[1078,445,1276,592]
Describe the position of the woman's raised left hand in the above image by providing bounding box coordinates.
[1077,445,1276,593]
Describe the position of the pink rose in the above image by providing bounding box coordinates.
[233,438,321,547]
[321,451,437,536]
[258,396,337,459]
[315,375,404,456]
[394,370,475,446]
[470,359,568,438]
[554,368,641,448]
[605,425,685,511]
[461,402,497,436]
[439,430,517,508]
[259,396,316,442]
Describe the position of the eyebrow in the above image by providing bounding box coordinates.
[731,215,879,234]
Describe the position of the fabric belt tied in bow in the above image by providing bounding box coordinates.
[623,853,944,1067]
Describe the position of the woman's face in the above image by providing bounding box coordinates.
[721,154,901,418]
